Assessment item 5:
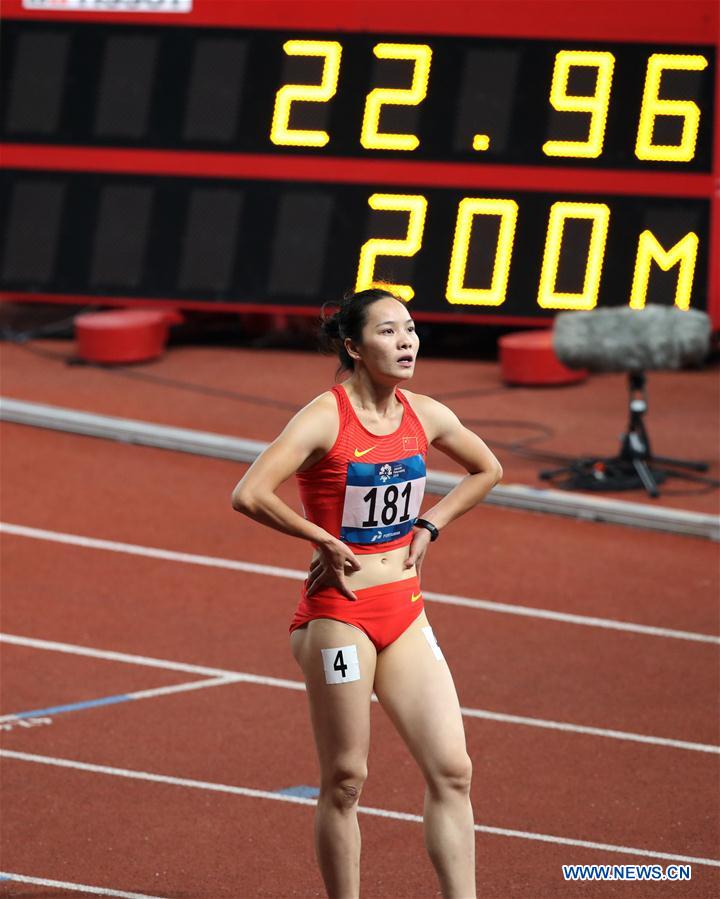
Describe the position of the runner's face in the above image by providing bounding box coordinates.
[348,297,419,381]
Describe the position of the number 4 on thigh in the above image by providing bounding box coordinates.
[321,644,361,684]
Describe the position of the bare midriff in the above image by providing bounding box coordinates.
[309,543,417,590]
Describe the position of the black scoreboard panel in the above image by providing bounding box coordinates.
[0,9,715,324]
[0,22,714,171]
[1,170,708,317]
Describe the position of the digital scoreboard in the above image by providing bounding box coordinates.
[0,0,717,327]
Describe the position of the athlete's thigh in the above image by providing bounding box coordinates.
[373,611,467,774]
[291,619,377,770]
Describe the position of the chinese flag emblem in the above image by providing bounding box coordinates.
[403,436,418,452]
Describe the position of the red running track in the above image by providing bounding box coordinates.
[1,415,719,896]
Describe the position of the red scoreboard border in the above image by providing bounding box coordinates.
[1,0,718,327]
[2,0,715,42]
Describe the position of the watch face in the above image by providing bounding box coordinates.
[415,519,437,540]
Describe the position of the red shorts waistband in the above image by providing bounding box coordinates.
[301,574,421,603]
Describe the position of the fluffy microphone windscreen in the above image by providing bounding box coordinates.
[552,305,711,372]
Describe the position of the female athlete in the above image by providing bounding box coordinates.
[231,288,503,898]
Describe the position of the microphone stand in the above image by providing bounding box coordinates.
[539,371,716,499]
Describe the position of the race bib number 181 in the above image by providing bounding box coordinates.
[340,454,426,544]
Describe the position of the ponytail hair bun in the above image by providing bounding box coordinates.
[319,304,343,342]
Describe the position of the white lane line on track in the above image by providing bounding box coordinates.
[0,633,305,687]
[422,591,720,644]
[459,708,720,754]
[2,522,718,644]
[123,675,241,703]
[0,675,242,724]
[0,521,299,577]
[2,749,718,869]
[0,871,167,898]
[2,633,718,754]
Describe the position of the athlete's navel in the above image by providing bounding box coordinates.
[380,556,387,564]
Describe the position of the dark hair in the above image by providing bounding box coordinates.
[319,286,404,378]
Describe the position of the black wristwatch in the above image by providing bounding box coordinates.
[414,518,439,541]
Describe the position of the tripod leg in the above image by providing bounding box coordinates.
[650,455,708,472]
[650,467,720,487]
[633,459,660,498]
[539,468,567,480]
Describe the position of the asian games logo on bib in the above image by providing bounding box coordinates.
[378,464,393,482]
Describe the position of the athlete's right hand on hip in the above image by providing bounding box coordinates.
[306,539,361,601]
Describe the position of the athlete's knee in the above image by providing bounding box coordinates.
[321,762,368,810]
[427,752,473,797]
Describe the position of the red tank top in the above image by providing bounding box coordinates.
[296,383,429,554]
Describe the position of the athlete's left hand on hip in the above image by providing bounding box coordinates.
[404,527,431,576]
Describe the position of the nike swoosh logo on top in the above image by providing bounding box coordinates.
[354,446,376,458]
[411,592,422,603]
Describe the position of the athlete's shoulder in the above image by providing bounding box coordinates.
[305,387,338,408]
[400,389,451,414]
[398,390,458,443]
[292,388,339,428]
[398,388,431,405]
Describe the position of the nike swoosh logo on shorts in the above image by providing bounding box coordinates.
[354,446,376,457]
[411,592,422,602]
